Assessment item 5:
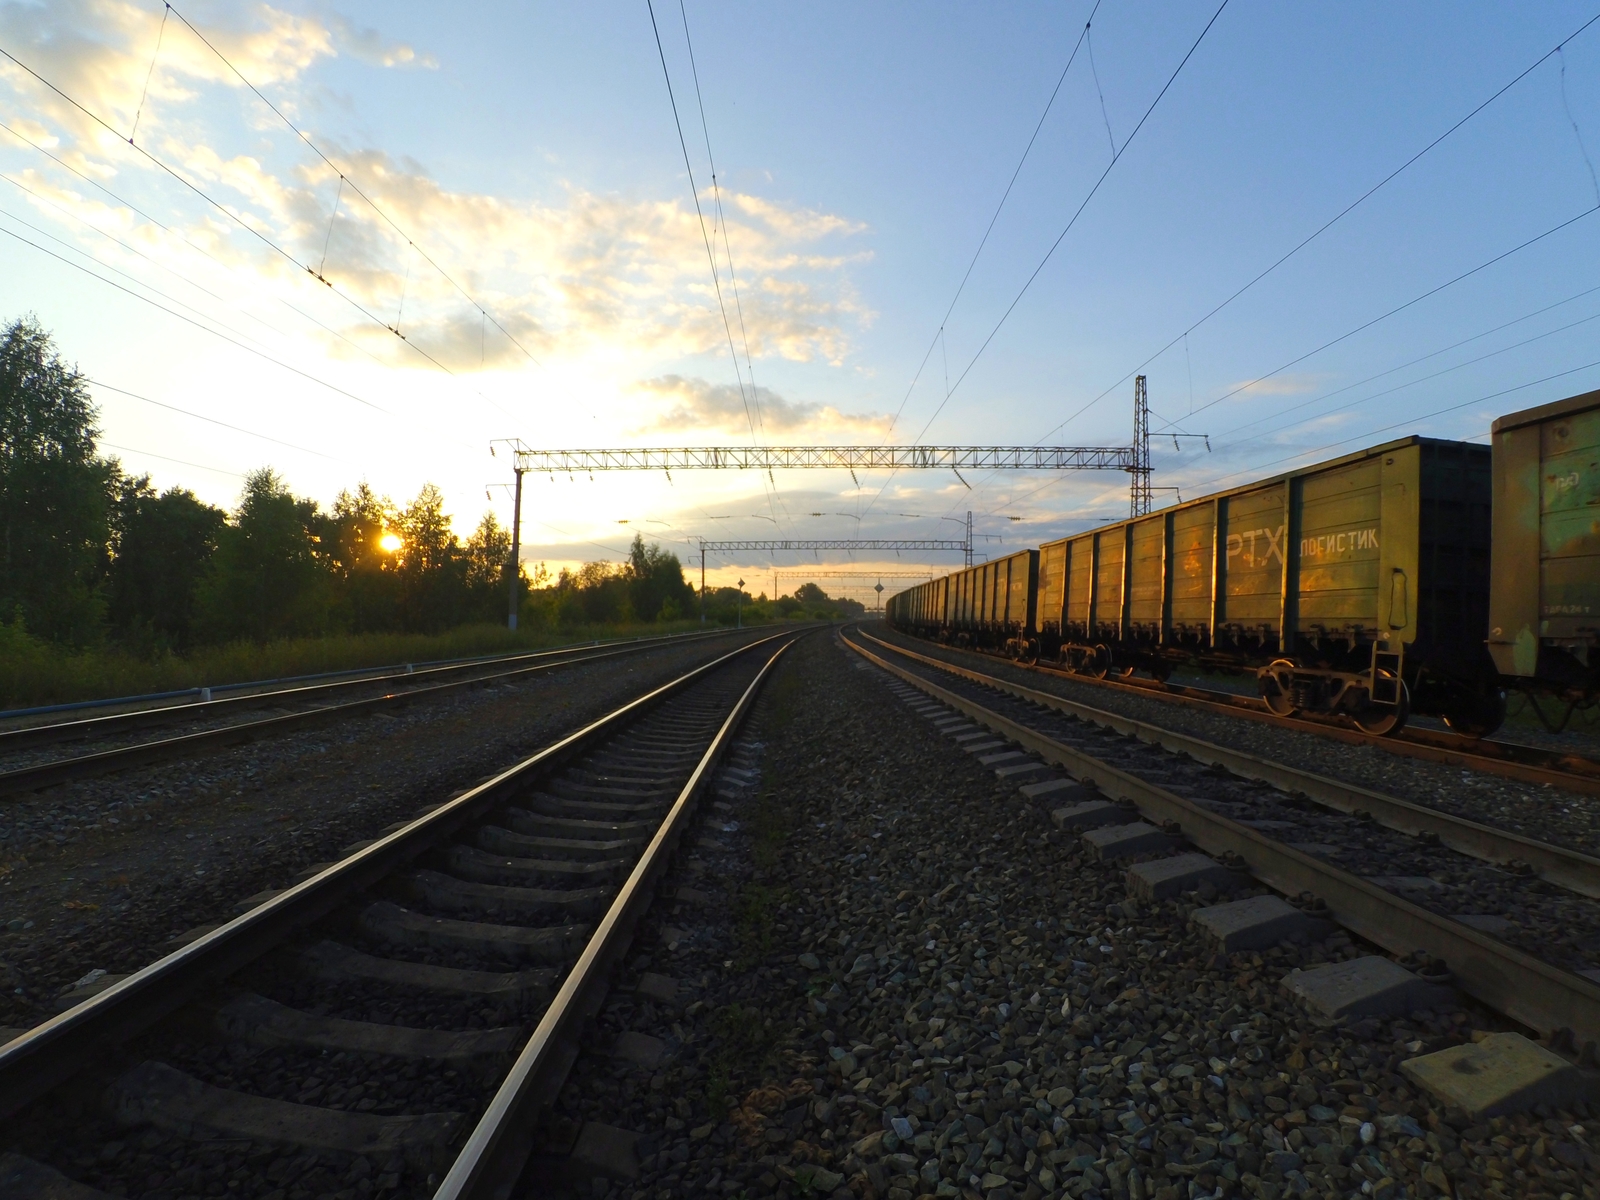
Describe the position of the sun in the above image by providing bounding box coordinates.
[378,532,403,553]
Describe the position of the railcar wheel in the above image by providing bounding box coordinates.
[1086,645,1112,680]
[1354,674,1410,736]
[1260,659,1298,717]
[1442,689,1507,739]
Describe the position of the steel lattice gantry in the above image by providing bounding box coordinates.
[488,382,1159,628]
[696,539,969,553]
[503,445,1135,472]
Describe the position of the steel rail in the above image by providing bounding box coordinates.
[435,635,799,1200]
[0,630,762,798]
[842,629,1600,1053]
[893,634,1600,796]
[0,630,789,1118]
[858,630,1600,899]
[0,627,744,753]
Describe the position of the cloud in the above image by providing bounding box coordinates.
[1223,372,1328,398]
[0,2,871,375]
[329,16,436,69]
[632,375,891,436]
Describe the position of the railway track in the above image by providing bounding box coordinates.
[843,627,1600,1061]
[885,631,1600,798]
[0,627,755,797]
[0,630,799,1200]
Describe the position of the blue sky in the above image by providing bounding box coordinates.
[2,0,1597,597]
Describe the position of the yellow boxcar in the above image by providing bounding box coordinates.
[1489,388,1600,702]
[1033,436,1493,733]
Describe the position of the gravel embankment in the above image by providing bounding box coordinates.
[871,627,1600,860]
[4,659,768,1200]
[879,649,1600,981]
[0,631,757,1031]
[543,630,1597,1200]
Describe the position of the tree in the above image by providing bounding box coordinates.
[623,533,694,622]
[108,476,226,651]
[465,511,512,623]
[393,483,465,632]
[328,482,399,632]
[0,316,117,644]
[195,468,332,642]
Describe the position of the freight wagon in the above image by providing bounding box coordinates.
[892,549,1039,655]
[890,435,1497,736]
[1489,389,1600,708]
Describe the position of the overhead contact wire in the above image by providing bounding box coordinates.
[861,0,1102,525]
[0,40,478,388]
[677,0,790,534]
[161,2,541,367]
[1037,7,1600,444]
[911,0,1230,447]
[0,224,391,413]
[646,0,783,534]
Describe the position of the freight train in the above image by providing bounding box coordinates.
[885,389,1599,738]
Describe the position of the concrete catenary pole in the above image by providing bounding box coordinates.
[507,465,526,630]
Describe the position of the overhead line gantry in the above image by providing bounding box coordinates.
[490,378,1169,626]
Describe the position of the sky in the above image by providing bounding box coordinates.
[2,0,1598,601]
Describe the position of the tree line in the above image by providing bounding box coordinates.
[0,316,709,654]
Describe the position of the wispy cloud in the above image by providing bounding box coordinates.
[0,1,871,374]
[632,374,890,436]
[1222,372,1328,398]
[328,16,435,69]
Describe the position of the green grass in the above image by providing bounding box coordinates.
[704,1002,778,1113]
[0,618,715,710]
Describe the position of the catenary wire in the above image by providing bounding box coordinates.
[0,119,395,371]
[906,0,1230,448]
[1183,356,1600,497]
[676,0,787,532]
[0,106,507,440]
[881,0,1104,443]
[1211,301,1600,445]
[88,380,345,463]
[645,0,783,533]
[952,198,1600,524]
[160,2,542,368]
[0,201,284,358]
[101,441,246,479]
[0,40,485,389]
[680,0,763,435]
[0,223,393,414]
[868,0,1228,532]
[1034,8,1600,445]
[1152,201,1600,433]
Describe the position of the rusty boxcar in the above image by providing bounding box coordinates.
[1489,389,1600,706]
[891,436,1496,735]
[1030,436,1494,734]
[888,548,1038,656]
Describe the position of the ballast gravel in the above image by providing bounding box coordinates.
[0,632,756,1032]
[3,655,768,1200]
[872,628,1600,861]
[541,630,1598,1200]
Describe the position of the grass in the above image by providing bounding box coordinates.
[0,618,715,710]
[704,1002,779,1113]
